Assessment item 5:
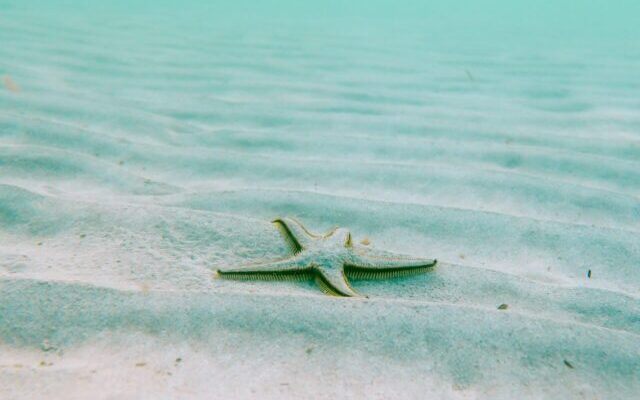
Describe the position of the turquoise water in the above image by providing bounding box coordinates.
[1,1,639,398]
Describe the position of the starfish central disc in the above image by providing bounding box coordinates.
[215,217,437,297]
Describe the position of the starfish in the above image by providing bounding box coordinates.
[215,217,437,297]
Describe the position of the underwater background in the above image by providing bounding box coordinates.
[1,1,639,398]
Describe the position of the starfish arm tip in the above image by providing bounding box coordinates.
[315,267,360,297]
[271,217,318,253]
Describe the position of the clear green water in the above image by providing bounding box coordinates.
[0,1,639,398]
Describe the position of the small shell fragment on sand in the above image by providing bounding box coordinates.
[360,238,370,245]
[139,283,150,294]
[41,339,55,352]
[465,69,474,81]
[497,304,509,310]
[3,75,21,93]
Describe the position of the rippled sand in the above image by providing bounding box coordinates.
[1,2,639,399]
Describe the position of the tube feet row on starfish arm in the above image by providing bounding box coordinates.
[215,258,312,281]
[344,255,437,280]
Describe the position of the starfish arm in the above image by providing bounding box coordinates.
[315,264,359,297]
[326,227,352,247]
[272,217,318,253]
[215,258,311,281]
[345,253,437,280]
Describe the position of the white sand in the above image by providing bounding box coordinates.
[1,1,639,398]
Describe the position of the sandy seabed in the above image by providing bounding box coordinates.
[1,2,639,399]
